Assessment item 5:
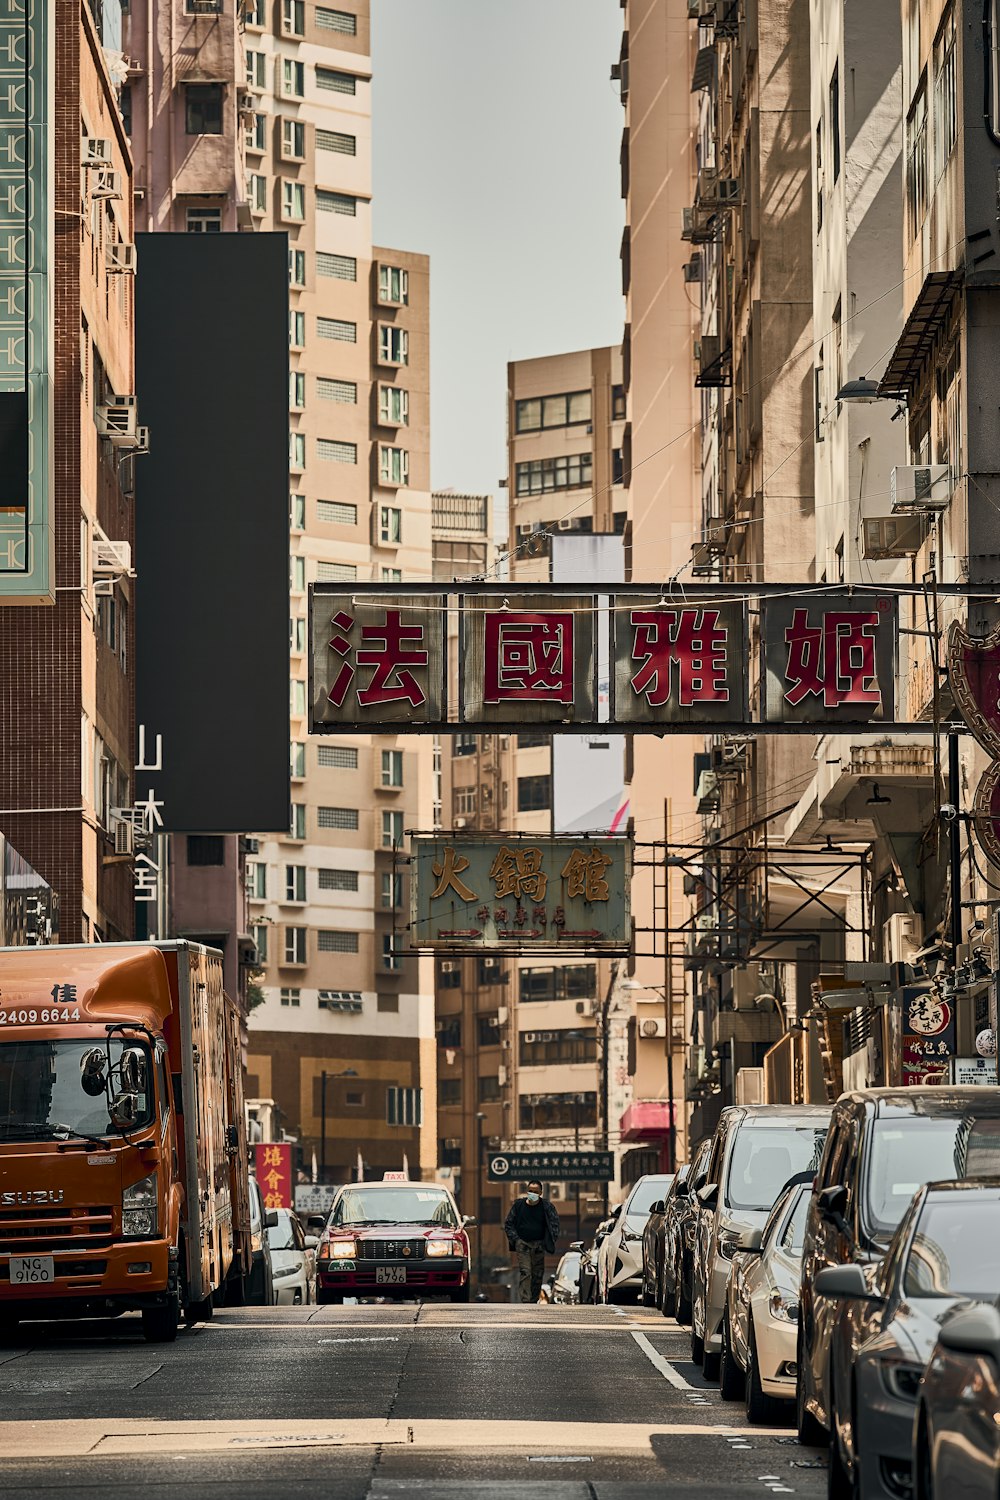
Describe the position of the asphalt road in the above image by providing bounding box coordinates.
[0,1304,828,1499]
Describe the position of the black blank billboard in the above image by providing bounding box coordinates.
[134,233,290,832]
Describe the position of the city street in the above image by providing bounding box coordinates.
[0,1305,826,1500]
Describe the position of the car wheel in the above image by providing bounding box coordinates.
[745,1319,781,1425]
[641,1268,656,1307]
[449,1282,471,1303]
[703,1347,720,1382]
[316,1288,344,1305]
[719,1305,745,1401]
[660,1267,676,1319]
[914,1414,932,1500]
[827,1420,857,1499]
[796,1332,828,1447]
[691,1325,705,1366]
[676,1258,693,1326]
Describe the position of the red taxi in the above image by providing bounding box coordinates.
[316,1177,474,1303]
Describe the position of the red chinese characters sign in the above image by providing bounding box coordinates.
[462,594,596,723]
[612,599,747,722]
[311,593,445,726]
[761,593,897,723]
[254,1142,293,1210]
[900,985,955,1087]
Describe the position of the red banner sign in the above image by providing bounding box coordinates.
[254,1142,293,1210]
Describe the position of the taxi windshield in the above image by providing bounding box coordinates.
[331,1186,458,1228]
[0,1039,155,1141]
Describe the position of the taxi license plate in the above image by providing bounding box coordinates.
[375,1266,406,1285]
[8,1255,54,1285]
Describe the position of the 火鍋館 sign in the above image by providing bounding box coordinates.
[309,586,900,733]
[410,836,631,952]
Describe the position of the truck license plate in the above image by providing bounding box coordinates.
[375,1266,406,1285]
[8,1255,54,1285]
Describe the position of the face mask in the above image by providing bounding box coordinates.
[525,1192,540,1204]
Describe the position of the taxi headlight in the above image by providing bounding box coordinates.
[122,1171,158,1239]
[426,1238,462,1257]
[331,1239,357,1259]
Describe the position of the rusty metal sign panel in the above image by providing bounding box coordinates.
[459,593,597,724]
[761,592,898,724]
[611,596,748,723]
[409,835,631,952]
[310,591,446,728]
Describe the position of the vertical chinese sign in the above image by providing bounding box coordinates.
[310,592,446,727]
[254,1141,293,1210]
[460,594,597,724]
[611,597,747,722]
[899,984,955,1087]
[761,594,897,723]
[0,0,52,602]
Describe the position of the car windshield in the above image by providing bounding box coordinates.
[627,1178,673,1217]
[331,1186,458,1228]
[778,1190,811,1253]
[866,1117,1000,1236]
[725,1127,827,1211]
[0,1039,155,1141]
[266,1216,298,1252]
[903,1199,1000,1298]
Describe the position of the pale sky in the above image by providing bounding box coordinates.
[371,0,625,501]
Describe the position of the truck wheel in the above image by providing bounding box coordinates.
[142,1299,180,1344]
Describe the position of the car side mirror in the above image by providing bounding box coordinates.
[697,1182,718,1208]
[304,1235,319,1250]
[610,1204,622,1218]
[462,1215,478,1228]
[814,1264,882,1303]
[738,1227,763,1253]
[817,1184,853,1241]
[938,1303,1000,1362]
[264,1208,280,1229]
[650,1201,665,1215]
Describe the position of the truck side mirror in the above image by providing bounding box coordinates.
[109,1091,140,1131]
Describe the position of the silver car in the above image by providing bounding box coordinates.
[691,1104,829,1380]
[915,1300,1000,1500]
[819,1181,1000,1500]
[597,1173,675,1303]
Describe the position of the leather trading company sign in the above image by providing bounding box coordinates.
[309,586,900,733]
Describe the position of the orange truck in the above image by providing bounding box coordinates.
[0,941,251,1342]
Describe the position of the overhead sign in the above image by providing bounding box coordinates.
[487,1150,614,1182]
[309,586,902,733]
[410,835,631,952]
[294,1184,336,1217]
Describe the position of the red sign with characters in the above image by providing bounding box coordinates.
[484,611,575,703]
[311,593,445,727]
[612,599,747,722]
[254,1142,293,1210]
[761,593,897,723]
[462,593,597,723]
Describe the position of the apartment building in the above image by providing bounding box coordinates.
[239,0,437,1183]
[0,1,137,943]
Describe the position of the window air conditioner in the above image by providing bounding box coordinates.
[110,813,134,855]
[885,912,923,966]
[107,243,137,275]
[683,254,702,283]
[640,1016,666,1039]
[237,92,257,116]
[244,837,260,854]
[90,166,123,201]
[681,207,696,241]
[517,523,533,538]
[889,464,951,514]
[523,1031,537,1044]
[82,138,113,168]
[454,817,467,828]
[96,396,137,444]
[861,515,923,561]
[92,538,132,575]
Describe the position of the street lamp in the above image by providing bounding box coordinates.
[622,979,677,1174]
[475,1111,486,1291]
[319,1068,358,1184]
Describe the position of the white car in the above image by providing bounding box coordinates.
[265,1208,317,1306]
[597,1174,675,1304]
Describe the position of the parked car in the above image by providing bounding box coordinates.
[579,1215,616,1305]
[647,1162,690,1315]
[797,1086,1000,1448]
[722,1174,813,1421]
[550,1250,582,1305]
[692,1104,829,1380]
[316,1178,474,1303]
[247,1175,276,1308]
[598,1173,676,1303]
[914,1300,1000,1500]
[818,1180,1000,1499]
[266,1207,318,1306]
[640,1179,675,1306]
[665,1141,712,1324]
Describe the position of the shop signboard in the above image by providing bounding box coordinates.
[486,1150,614,1183]
[900,984,956,1087]
[254,1142,293,1210]
[761,592,897,723]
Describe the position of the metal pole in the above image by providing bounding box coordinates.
[574,1096,581,1242]
[476,1112,484,1291]
[320,1070,327,1185]
[948,732,963,960]
[664,800,677,1174]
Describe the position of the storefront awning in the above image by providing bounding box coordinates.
[620,1099,675,1142]
[877,270,963,402]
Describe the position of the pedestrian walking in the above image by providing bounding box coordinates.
[504,1179,560,1303]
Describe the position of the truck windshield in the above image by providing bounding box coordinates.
[865,1115,1000,1236]
[332,1187,458,1227]
[0,1040,155,1141]
[725,1126,827,1211]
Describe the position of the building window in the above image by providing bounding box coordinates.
[318,745,358,768]
[515,389,591,433]
[289,431,305,468]
[319,498,358,522]
[291,555,305,592]
[281,179,306,222]
[317,380,358,407]
[283,927,307,965]
[290,803,306,839]
[317,561,357,581]
[378,504,403,544]
[246,112,267,153]
[317,316,357,342]
[290,372,305,410]
[317,251,356,280]
[251,924,268,962]
[829,62,840,183]
[378,324,408,365]
[934,6,957,178]
[186,0,222,12]
[514,453,592,497]
[248,173,268,213]
[317,439,357,465]
[319,867,359,891]
[439,1138,462,1167]
[478,1014,501,1046]
[381,935,401,972]
[378,385,408,426]
[453,734,477,757]
[186,207,222,233]
[248,860,267,900]
[281,0,305,34]
[290,678,306,716]
[378,446,409,487]
[519,1028,598,1066]
[517,731,549,749]
[246,51,266,90]
[517,774,551,812]
[519,964,597,1002]
[478,957,504,987]
[318,805,359,829]
[290,615,306,652]
[438,963,461,989]
[378,265,409,305]
[187,834,224,866]
[284,864,306,902]
[382,810,403,847]
[243,0,264,22]
[453,787,477,817]
[316,6,356,33]
[280,987,301,1007]
[478,1075,501,1103]
[316,66,357,94]
[289,248,306,287]
[317,189,357,215]
[381,568,402,582]
[381,749,403,786]
[281,58,305,98]
[519,1092,597,1131]
[611,383,626,420]
[317,128,356,155]
[318,930,359,953]
[381,871,402,908]
[906,79,928,232]
[438,1078,462,1106]
[289,310,305,348]
[282,118,306,161]
[291,741,306,778]
[386,1087,422,1127]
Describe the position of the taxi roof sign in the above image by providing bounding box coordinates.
[382,1170,409,1182]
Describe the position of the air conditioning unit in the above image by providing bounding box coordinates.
[92,538,132,575]
[639,1016,666,1039]
[735,1067,764,1104]
[517,522,533,537]
[575,1000,587,1015]
[133,425,150,456]
[885,912,923,966]
[682,207,696,241]
[110,813,134,855]
[90,166,123,201]
[497,1006,508,1025]
[482,957,501,973]
[96,395,137,444]
[454,817,468,829]
[890,464,951,514]
[523,1031,537,1044]
[237,91,257,115]
[107,242,137,274]
[243,837,260,854]
[82,138,113,168]
[441,961,456,973]
[861,515,923,561]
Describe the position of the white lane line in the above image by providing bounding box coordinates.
[318,1337,401,1345]
[631,1330,696,1391]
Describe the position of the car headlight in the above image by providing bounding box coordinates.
[427,1238,464,1257]
[879,1359,922,1402]
[122,1171,158,1239]
[272,1264,297,1279]
[330,1238,357,1259]
[717,1229,743,1261]
[768,1291,799,1323]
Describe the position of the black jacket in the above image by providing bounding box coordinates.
[504,1195,560,1255]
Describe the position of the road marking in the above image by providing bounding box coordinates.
[631,1330,696,1390]
[527,1456,594,1463]
[317,1337,401,1345]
